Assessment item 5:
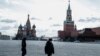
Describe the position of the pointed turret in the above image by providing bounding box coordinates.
[68,0,71,10]
[18,24,23,31]
[15,24,23,40]
[32,24,36,29]
[31,24,36,37]
[26,14,31,30]
[66,0,72,21]
[25,14,32,36]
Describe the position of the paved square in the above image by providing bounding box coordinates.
[0,40,100,56]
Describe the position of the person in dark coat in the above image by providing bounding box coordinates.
[21,38,26,56]
[45,38,54,56]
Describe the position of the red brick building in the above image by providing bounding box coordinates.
[58,0,78,40]
[78,28,100,41]
[92,27,100,35]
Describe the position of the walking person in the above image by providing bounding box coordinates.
[21,38,27,56]
[45,38,54,56]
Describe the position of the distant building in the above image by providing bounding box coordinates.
[78,28,100,41]
[0,32,10,40]
[79,27,100,36]
[92,27,100,35]
[78,28,96,41]
[14,14,37,40]
[58,0,78,41]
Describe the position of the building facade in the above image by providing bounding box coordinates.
[78,27,100,41]
[58,0,78,41]
[78,28,96,41]
[0,32,10,40]
[14,14,36,40]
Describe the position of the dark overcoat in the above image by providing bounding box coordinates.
[21,38,26,55]
[45,41,54,55]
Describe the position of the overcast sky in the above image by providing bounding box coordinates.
[0,0,100,37]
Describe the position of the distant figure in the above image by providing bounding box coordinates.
[21,38,26,56]
[45,38,54,56]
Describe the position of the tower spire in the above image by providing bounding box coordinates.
[68,0,70,3]
[68,0,71,10]
[28,14,30,19]
[66,0,72,21]
[26,14,31,30]
[26,14,31,36]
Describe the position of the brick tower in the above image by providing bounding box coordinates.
[58,0,78,41]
